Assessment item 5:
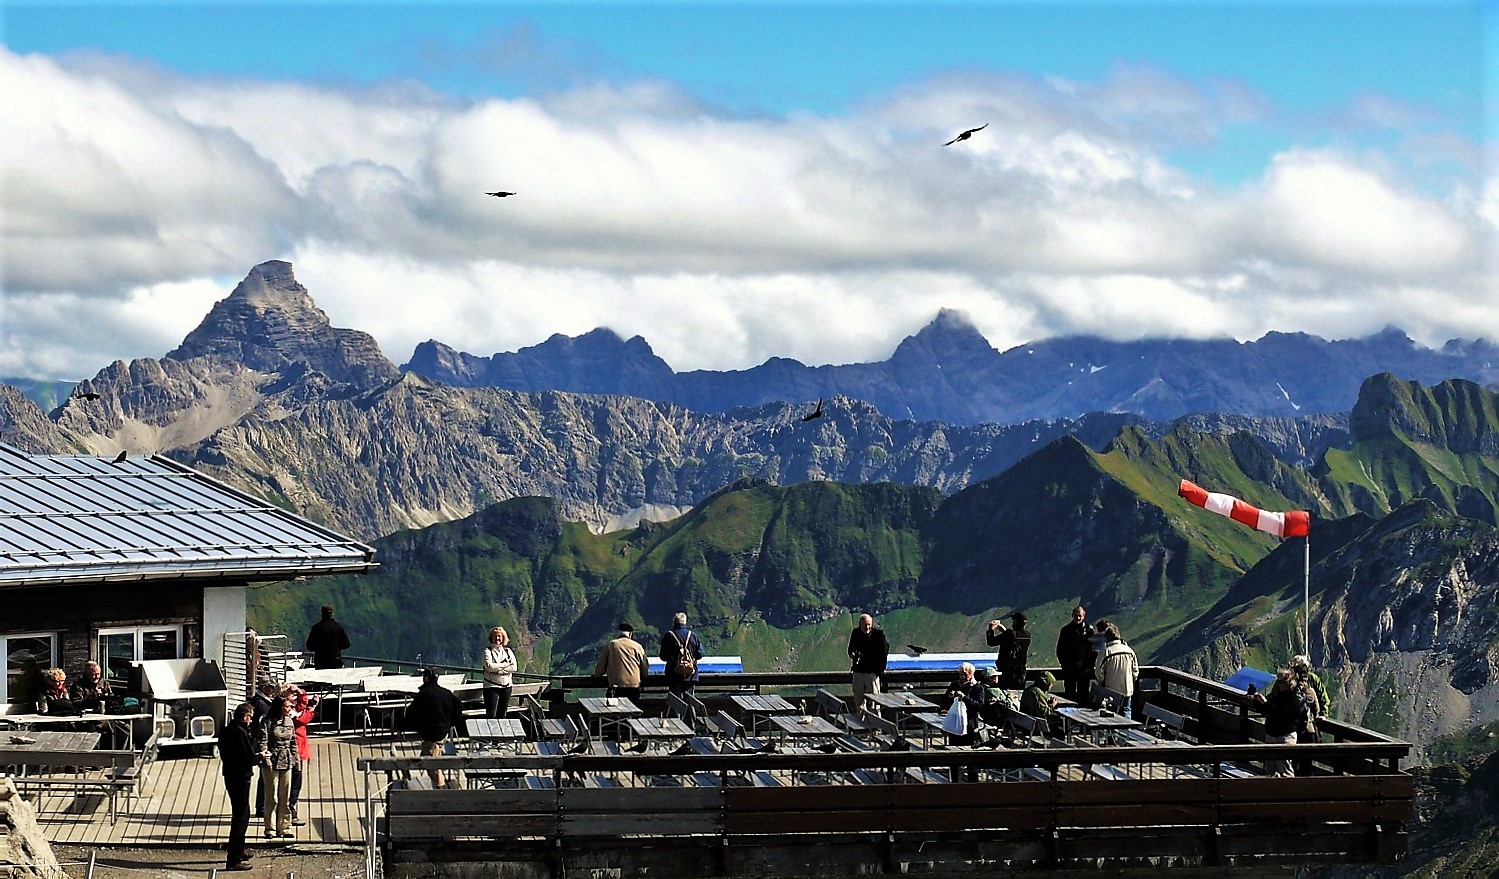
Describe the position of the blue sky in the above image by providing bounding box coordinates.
[6,2,1487,176]
[1,1,1494,380]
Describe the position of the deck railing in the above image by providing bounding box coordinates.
[354,665,1412,879]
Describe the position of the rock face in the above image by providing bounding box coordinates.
[404,313,1499,426]
[168,260,398,390]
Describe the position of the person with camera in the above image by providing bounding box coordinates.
[847,613,889,702]
[287,686,319,827]
[986,611,1032,689]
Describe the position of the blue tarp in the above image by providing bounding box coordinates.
[1224,667,1275,693]
[883,652,996,672]
[647,656,744,674]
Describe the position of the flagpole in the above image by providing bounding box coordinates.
[1303,535,1311,663]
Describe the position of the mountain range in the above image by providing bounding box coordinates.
[4,260,1499,764]
[406,308,1499,425]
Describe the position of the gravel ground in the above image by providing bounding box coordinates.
[51,842,365,879]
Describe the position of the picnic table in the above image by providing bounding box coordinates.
[728,693,798,734]
[2,730,101,756]
[579,696,644,739]
[5,712,152,750]
[625,716,695,752]
[286,666,384,733]
[466,718,527,751]
[1056,706,1143,745]
[768,714,842,745]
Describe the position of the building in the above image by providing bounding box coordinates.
[0,443,375,704]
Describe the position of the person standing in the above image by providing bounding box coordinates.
[482,627,518,719]
[217,702,257,871]
[1055,605,1095,700]
[1290,655,1330,736]
[254,695,297,839]
[847,613,890,702]
[659,612,704,728]
[305,604,350,670]
[249,680,276,818]
[594,622,648,705]
[407,668,465,789]
[1253,669,1308,778]
[287,687,319,826]
[1094,621,1139,703]
[986,611,1032,689]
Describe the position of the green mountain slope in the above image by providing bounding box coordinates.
[1318,374,1499,526]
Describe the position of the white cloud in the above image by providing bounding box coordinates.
[1,47,1493,381]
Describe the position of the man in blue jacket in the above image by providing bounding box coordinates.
[659,612,704,728]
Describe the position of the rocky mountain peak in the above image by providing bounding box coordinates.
[891,309,997,364]
[1350,373,1499,455]
[167,260,398,389]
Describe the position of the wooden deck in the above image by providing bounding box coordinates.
[27,733,419,848]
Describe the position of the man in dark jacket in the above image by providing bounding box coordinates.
[305,604,351,669]
[659,612,704,728]
[1055,605,1095,700]
[407,668,466,788]
[847,613,890,702]
[217,702,258,871]
[986,610,1032,689]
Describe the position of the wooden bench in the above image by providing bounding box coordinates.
[1143,703,1188,740]
[815,689,878,737]
[5,748,138,824]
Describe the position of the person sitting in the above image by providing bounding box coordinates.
[69,660,113,711]
[941,663,990,781]
[1019,670,1059,722]
[38,667,80,716]
[975,667,1013,725]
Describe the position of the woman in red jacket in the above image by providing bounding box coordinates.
[287,687,319,827]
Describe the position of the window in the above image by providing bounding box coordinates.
[2,632,57,704]
[97,626,183,688]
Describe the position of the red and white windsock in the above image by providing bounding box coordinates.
[1177,479,1310,539]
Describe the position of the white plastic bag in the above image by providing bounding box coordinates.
[941,698,968,735]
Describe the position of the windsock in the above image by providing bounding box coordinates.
[1177,479,1309,539]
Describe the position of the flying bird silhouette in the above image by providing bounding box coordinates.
[944,123,988,146]
[485,191,516,198]
[112,451,127,463]
[800,399,824,422]
[906,644,928,656]
[74,391,101,401]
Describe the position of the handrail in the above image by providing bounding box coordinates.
[358,740,1410,776]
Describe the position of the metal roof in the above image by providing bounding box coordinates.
[0,444,376,588]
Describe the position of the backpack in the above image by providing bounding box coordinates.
[669,631,697,677]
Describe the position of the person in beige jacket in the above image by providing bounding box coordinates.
[594,622,649,705]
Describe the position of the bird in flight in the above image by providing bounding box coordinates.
[74,390,101,401]
[112,451,127,463]
[800,399,824,422]
[944,123,988,146]
[907,644,928,656]
[485,191,516,198]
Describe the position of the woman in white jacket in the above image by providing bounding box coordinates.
[482,626,518,719]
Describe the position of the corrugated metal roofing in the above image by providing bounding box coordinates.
[0,444,375,587]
